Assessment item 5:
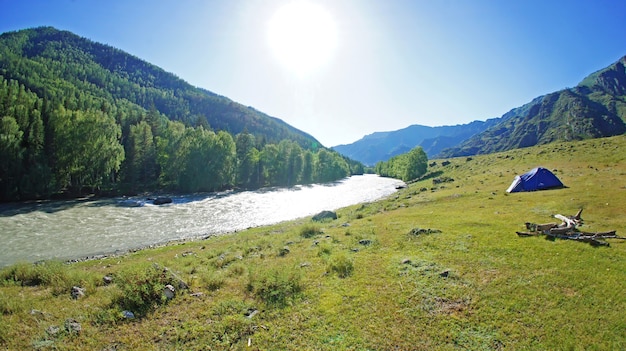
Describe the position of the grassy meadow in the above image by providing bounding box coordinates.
[1,135,625,350]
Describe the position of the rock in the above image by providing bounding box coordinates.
[244,308,259,319]
[190,292,204,297]
[164,284,175,299]
[300,262,311,268]
[30,309,46,316]
[358,239,372,246]
[312,210,337,222]
[64,318,81,335]
[153,197,172,205]
[408,228,442,236]
[279,246,290,256]
[103,276,113,285]
[122,310,135,319]
[71,286,85,299]
[46,325,61,336]
[119,199,144,207]
[439,270,450,278]
[401,258,412,265]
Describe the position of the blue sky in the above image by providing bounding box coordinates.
[1,0,625,146]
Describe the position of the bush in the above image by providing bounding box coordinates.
[0,261,97,296]
[327,253,354,278]
[0,292,25,315]
[247,268,303,307]
[114,264,170,315]
[317,243,332,257]
[0,261,67,287]
[300,224,321,238]
[202,271,226,291]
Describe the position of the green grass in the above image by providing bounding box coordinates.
[1,135,625,350]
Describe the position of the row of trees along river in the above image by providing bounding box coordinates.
[0,76,366,202]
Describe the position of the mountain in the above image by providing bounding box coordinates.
[439,56,626,157]
[0,26,321,148]
[332,119,500,166]
[0,27,358,202]
[334,56,626,164]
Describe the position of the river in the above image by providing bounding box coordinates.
[0,175,404,267]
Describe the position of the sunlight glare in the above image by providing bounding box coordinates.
[267,1,338,77]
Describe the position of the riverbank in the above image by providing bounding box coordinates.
[0,175,403,267]
[1,136,625,350]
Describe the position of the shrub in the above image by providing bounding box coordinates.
[0,292,25,315]
[300,224,321,238]
[327,253,354,278]
[227,262,247,277]
[0,261,67,287]
[317,243,332,257]
[202,271,226,291]
[247,268,303,307]
[114,264,170,315]
[0,261,97,296]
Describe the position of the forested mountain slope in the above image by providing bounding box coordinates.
[0,26,319,148]
[439,55,626,157]
[0,27,360,202]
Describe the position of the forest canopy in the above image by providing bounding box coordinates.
[0,27,363,202]
[374,146,428,182]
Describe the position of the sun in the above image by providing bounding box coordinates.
[267,1,338,77]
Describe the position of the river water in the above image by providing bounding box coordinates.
[0,175,403,267]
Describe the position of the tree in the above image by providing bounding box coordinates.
[315,149,349,183]
[124,120,157,191]
[235,131,257,187]
[50,107,124,194]
[0,116,25,200]
[375,146,428,182]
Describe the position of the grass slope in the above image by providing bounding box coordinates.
[1,136,625,350]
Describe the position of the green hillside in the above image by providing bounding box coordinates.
[0,27,360,201]
[440,56,626,157]
[2,135,624,350]
[0,27,319,147]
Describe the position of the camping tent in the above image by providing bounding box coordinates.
[506,167,564,193]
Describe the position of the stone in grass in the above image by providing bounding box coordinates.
[46,325,61,336]
[164,284,175,300]
[244,308,259,319]
[312,210,337,222]
[279,246,290,256]
[358,239,373,246]
[64,318,81,335]
[408,228,442,236]
[71,286,85,299]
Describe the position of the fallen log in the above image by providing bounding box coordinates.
[517,209,622,246]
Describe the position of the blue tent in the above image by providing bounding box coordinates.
[506,167,564,193]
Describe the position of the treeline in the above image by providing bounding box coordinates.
[374,146,428,182]
[0,76,362,202]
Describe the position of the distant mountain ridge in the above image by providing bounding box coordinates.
[332,119,500,165]
[334,55,626,163]
[439,56,626,157]
[0,26,321,148]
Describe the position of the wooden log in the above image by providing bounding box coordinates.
[549,226,576,235]
[554,214,578,229]
[517,231,541,237]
